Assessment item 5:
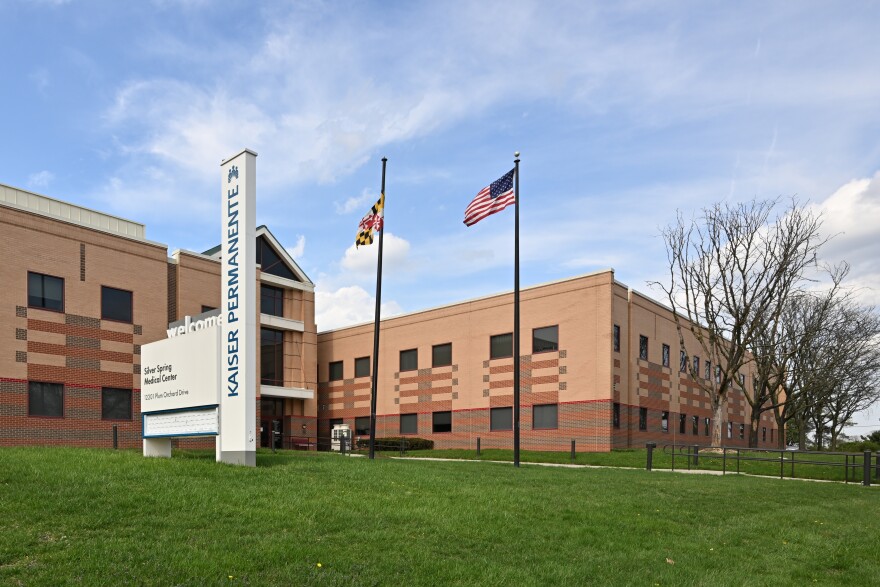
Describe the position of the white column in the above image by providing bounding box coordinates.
[218,149,258,466]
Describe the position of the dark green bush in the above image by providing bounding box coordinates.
[836,440,880,453]
[355,437,434,451]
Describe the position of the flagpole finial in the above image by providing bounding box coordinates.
[514,151,520,158]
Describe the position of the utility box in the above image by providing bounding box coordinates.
[331,424,351,452]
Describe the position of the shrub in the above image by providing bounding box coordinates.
[355,437,434,451]
[836,440,880,453]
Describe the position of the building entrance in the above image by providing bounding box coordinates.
[260,397,285,449]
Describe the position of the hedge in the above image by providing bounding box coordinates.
[355,437,434,451]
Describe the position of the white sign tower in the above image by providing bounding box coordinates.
[218,149,257,466]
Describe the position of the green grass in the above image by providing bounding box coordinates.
[401,447,876,482]
[0,448,878,586]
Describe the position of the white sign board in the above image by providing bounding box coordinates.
[219,149,257,467]
[141,325,220,415]
[144,407,219,438]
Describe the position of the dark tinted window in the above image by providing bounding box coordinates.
[639,407,647,431]
[704,417,710,436]
[355,416,370,436]
[533,326,558,354]
[533,404,558,429]
[639,335,648,360]
[680,351,687,373]
[355,357,370,378]
[28,272,64,312]
[432,343,452,367]
[661,411,669,432]
[490,333,512,359]
[692,415,699,435]
[28,382,63,417]
[260,328,284,385]
[101,286,132,323]
[432,411,452,433]
[679,413,687,434]
[201,305,217,313]
[613,324,620,352]
[693,356,700,374]
[612,403,620,429]
[400,349,418,372]
[490,407,512,431]
[329,361,343,381]
[662,344,670,368]
[260,285,284,317]
[400,413,417,435]
[102,388,132,420]
[739,424,745,439]
[256,235,298,281]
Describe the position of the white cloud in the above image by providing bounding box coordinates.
[27,171,55,189]
[315,284,403,331]
[334,191,374,215]
[340,232,411,275]
[813,172,880,306]
[286,235,305,260]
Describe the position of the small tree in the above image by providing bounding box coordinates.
[656,198,825,447]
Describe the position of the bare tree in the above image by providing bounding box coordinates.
[655,198,826,448]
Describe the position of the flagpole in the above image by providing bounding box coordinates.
[368,157,387,461]
[513,151,521,468]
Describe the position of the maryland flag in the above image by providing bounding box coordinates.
[355,193,384,247]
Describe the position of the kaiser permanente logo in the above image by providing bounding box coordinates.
[225,164,242,398]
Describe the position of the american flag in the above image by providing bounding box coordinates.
[463,168,515,226]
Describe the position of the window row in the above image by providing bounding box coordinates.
[341,404,560,436]
[627,406,767,441]
[326,326,561,380]
[27,272,134,323]
[27,382,132,420]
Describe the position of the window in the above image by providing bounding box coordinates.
[639,335,648,360]
[680,351,687,373]
[329,418,343,433]
[400,349,418,372]
[432,411,452,433]
[705,360,711,380]
[739,373,746,388]
[533,404,558,429]
[739,424,745,439]
[693,356,700,375]
[101,286,132,323]
[256,235,298,281]
[762,427,767,442]
[639,407,648,431]
[432,343,452,367]
[491,407,512,431]
[715,366,721,384]
[612,403,620,429]
[613,324,620,352]
[355,416,371,436]
[27,272,64,312]
[533,326,558,354]
[354,357,370,378]
[704,417,710,436]
[28,382,63,418]
[679,413,687,434]
[662,344,670,368]
[771,428,774,443]
[260,284,284,317]
[692,415,699,436]
[661,411,669,433]
[727,422,733,439]
[328,360,343,382]
[400,413,417,435]
[201,305,217,313]
[490,333,512,359]
[102,387,132,420]
[260,328,284,386]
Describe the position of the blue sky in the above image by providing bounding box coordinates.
[3,1,879,431]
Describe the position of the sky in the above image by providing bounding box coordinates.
[3,0,879,434]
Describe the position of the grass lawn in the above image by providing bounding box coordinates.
[0,448,877,586]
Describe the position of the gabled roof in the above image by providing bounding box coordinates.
[202,225,313,285]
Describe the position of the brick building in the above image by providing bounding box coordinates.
[317,271,780,451]
[0,183,317,449]
[1,181,778,453]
